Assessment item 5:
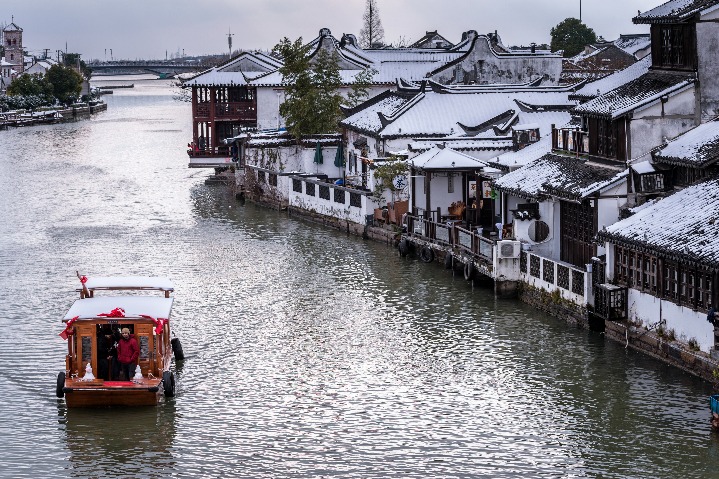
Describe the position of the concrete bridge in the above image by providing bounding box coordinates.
[88,61,210,77]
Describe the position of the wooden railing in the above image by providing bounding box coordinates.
[406,214,495,262]
[195,101,257,120]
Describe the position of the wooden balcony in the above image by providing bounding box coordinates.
[195,101,257,121]
[552,126,589,156]
[405,214,495,263]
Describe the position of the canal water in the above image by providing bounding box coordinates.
[0,76,718,478]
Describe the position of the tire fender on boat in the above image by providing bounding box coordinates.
[398,238,409,257]
[163,371,176,397]
[56,372,65,398]
[419,246,434,263]
[171,338,185,361]
[463,262,475,281]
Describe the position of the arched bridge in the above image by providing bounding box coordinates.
[89,61,210,77]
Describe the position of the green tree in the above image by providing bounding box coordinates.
[359,0,385,48]
[6,73,54,103]
[273,37,344,139]
[550,18,597,57]
[63,53,93,79]
[345,67,377,107]
[46,64,83,105]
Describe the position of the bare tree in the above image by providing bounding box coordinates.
[359,0,385,48]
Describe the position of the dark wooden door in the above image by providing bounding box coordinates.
[560,200,596,268]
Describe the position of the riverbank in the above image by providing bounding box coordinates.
[0,101,106,129]
[234,180,719,385]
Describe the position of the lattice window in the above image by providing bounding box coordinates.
[334,189,345,204]
[557,265,570,290]
[319,185,330,200]
[520,251,527,273]
[257,170,266,184]
[543,259,555,284]
[663,261,679,301]
[349,192,362,208]
[530,255,540,278]
[269,174,277,187]
[572,270,585,296]
[306,183,315,196]
[560,200,595,268]
[640,173,664,192]
[292,179,302,193]
[597,119,616,158]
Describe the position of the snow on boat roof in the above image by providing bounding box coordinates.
[84,276,174,291]
[63,297,174,321]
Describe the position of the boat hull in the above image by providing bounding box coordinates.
[63,379,163,407]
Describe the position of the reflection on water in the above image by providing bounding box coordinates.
[0,77,717,478]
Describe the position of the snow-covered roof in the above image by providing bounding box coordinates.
[599,177,719,268]
[634,0,719,24]
[3,22,22,32]
[653,120,719,167]
[571,55,652,101]
[486,135,553,171]
[84,276,174,291]
[183,51,283,87]
[573,71,695,119]
[493,153,627,200]
[409,138,514,152]
[407,145,493,171]
[630,160,656,174]
[343,87,573,140]
[614,34,651,57]
[63,297,174,321]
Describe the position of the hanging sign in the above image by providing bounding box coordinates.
[481,181,493,199]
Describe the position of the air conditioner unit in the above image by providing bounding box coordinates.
[497,240,521,259]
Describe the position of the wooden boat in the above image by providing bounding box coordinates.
[711,395,719,430]
[56,274,184,407]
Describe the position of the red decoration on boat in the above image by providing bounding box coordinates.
[59,316,79,340]
[80,276,88,284]
[98,308,126,318]
[139,314,168,335]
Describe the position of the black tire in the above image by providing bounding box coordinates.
[171,338,185,361]
[56,372,65,398]
[419,246,434,263]
[444,253,453,269]
[463,262,475,281]
[162,371,176,397]
[398,238,409,257]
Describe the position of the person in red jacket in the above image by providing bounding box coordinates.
[116,327,139,380]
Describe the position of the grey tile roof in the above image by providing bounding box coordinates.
[573,71,694,119]
[654,121,719,167]
[493,153,626,201]
[634,0,719,23]
[599,177,719,268]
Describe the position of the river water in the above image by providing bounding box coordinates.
[0,77,717,478]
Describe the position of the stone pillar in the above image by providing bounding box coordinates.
[494,280,518,299]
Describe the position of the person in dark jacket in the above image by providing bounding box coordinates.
[116,327,139,380]
[97,327,119,380]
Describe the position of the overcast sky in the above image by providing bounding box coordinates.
[3,0,661,60]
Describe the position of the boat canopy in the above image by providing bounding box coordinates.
[63,297,174,321]
[84,276,174,292]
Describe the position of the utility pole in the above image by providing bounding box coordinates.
[369,2,373,47]
[227,28,234,58]
[580,0,582,22]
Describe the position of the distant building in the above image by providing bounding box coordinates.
[25,58,57,76]
[409,31,454,49]
[3,21,24,76]
[562,34,651,83]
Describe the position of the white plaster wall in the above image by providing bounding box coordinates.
[627,289,714,351]
[429,175,464,214]
[512,199,559,260]
[630,87,697,160]
[255,88,285,130]
[697,12,719,120]
[246,145,345,179]
[430,36,562,85]
[596,180,627,256]
[519,251,588,305]
[288,180,380,224]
